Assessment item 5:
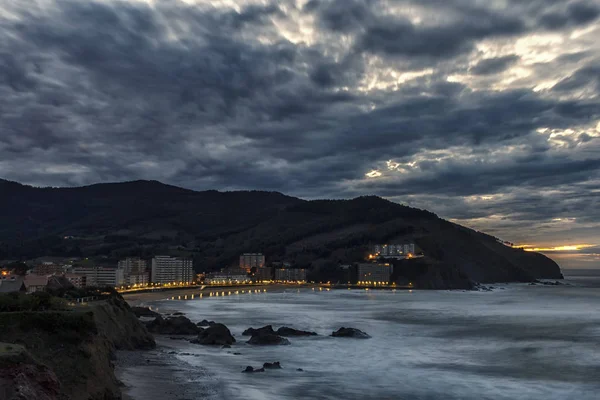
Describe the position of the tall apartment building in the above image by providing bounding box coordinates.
[357,263,391,284]
[274,268,307,282]
[118,257,149,285]
[151,256,194,284]
[118,257,147,275]
[239,253,265,272]
[72,266,125,287]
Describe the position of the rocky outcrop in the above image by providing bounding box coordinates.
[146,315,201,335]
[0,293,155,400]
[242,366,265,373]
[276,327,317,336]
[242,325,275,336]
[191,323,235,345]
[0,343,61,400]
[331,327,371,339]
[247,332,291,346]
[94,296,156,349]
[131,306,160,318]
[263,362,282,369]
[197,319,215,327]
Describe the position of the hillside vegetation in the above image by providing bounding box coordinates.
[0,179,562,287]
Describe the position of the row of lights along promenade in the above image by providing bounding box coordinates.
[116,280,415,295]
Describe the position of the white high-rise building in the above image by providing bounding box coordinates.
[118,257,147,275]
[72,266,125,287]
[151,256,194,284]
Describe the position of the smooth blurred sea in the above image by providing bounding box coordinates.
[146,272,600,400]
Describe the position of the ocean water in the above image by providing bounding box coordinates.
[146,275,600,400]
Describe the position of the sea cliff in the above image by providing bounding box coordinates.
[0,294,154,400]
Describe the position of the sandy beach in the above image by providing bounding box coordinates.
[122,284,307,306]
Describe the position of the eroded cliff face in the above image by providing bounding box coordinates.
[0,294,155,400]
[0,344,61,400]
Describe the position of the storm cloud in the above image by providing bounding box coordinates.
[1,0,599,268]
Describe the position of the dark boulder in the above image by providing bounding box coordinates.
[242,366,265,373]
[146,316,201,335]
[277,327,317,337]
[197,319,215,327]
[191,323,235,345]
[331,327,370,339]
[242,325,275,336]
[131,307,160,318]
[172,312,185,316]
[247,333,290,346]
[263,362,282,369]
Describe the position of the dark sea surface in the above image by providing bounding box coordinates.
[145,273,600,400]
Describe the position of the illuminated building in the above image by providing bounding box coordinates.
[255,267,273,281]
[118,257,150,285]
[371,243,415,258]
[118,257,147,275]
[239,253,265,273]
[205,273,248,284]
[72,266,125,287]
[274,268,306,282]
[151,256,194,284]
[357,263,391,284]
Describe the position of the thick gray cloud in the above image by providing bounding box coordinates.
[1,0,599,268]
[469,55,520,75]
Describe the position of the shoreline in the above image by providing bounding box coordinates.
[122,283,305,306]
[115,336,217,400]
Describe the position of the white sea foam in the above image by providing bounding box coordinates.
[147,278,600,400]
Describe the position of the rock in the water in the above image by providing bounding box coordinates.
[242,325,275,336]
[242,366,265,373]
[146,316,202,335]
[263,362,282,369]
[196,319,215,327]
[222,344,231,349]
[247,333,290,346]
[331,327,370,339]
[131,307,160,318]
[277,327,317,337]
[296,368,304,372]
[191,323,236,345]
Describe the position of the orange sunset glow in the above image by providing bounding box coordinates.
[516,244,596,252]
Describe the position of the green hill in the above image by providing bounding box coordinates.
[0,179,563,287]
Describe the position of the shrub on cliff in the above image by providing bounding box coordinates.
[0,292,68,312]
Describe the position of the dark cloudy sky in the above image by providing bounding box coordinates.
[1,0,599,268]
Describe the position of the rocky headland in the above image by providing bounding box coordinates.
[0,293,154,400]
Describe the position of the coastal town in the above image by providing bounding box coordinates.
[0,242,421,294]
